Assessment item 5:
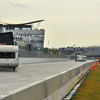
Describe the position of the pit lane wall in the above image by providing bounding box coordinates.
[0,61,93,100]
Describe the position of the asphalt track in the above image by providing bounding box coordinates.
[0,60,92,95]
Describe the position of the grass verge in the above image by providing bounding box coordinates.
[70,64,100,100]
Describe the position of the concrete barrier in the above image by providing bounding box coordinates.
[19,58,67,64]
[0,61,94,100]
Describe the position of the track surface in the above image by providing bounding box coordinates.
[0,60,92,94]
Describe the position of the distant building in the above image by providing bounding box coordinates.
[0,20,45,53]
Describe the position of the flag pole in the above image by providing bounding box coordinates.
[48,39,49,54]
[0,14,1,23]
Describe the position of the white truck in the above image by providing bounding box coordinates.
[0,32,19,71]
[75,53,87,62]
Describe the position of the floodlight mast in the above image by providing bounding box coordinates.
[0,14,1,24]
[73,44,76,47]
[65,44,76,55]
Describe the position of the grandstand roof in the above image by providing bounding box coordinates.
[1,20,44,25]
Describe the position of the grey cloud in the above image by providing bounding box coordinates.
[11,2,30,7]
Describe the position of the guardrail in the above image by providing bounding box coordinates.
[0,61,94,100]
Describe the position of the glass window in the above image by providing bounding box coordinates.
[22,28,31,30]
[30,35,34,37]
[0,24,3,33]
[15,28,20,30]
[0,52,15,58]
[38,48,40,50]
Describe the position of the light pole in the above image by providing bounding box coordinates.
[48,39,49,55]
[0,14,1,23]
[65,44,76,59]
[65,44,76,55]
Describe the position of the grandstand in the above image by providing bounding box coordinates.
[62,46,100,59]
[70,50,100,59]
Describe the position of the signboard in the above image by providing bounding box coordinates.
[59,47,100,51]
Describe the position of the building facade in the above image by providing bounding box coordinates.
[0,20,45,53]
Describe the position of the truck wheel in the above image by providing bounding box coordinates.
[13,67,16,71]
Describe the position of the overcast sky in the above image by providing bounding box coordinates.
[0,0,100,48]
